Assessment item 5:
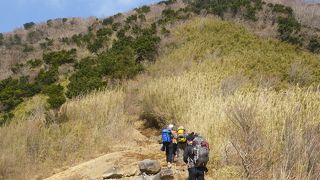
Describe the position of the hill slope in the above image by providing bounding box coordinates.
[1,0,320,179]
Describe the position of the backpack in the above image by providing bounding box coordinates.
[162,128,172,143]
[192,136,209,167]
[177,128,186,143]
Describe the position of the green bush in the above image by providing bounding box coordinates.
[272,4,293,15]
[36,67,59,86]
[126,14,138,23]
[71,34,84,46]
[23,22,35,30]
[43,49,77,66]
[67,62,104,98]
[112,23,121,31]
[43,84,66,108]
[277,16,301,44]
[133,26,160,62]
[40,38,54,49]
[102,17,114,25]
[158,0,176,5]
[27,59,43,68]
[0,33,3,45]
[62,18,68,23]
[160,9,177,24]
[136,5,151,14]
[87,38,104,53]
[138,14,146,22]
[0,113,14,126]
[308,38,320,53]
[189,0,262,19]
[0,77,40,112]
[47,19,53,27]
[244,5,257,21]
[99,46,144,79]
[96,28,113,37]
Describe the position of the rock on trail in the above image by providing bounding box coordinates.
[44,141,188,180]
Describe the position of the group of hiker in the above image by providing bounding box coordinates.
[161,124,209,180]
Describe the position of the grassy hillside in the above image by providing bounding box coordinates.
[1,16,320,179]
[1,0,320,125]
[140,18,320,179]
[1,0,320,179]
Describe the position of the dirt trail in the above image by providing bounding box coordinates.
[44,123,189,180]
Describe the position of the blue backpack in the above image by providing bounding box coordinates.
[162,128,172,143]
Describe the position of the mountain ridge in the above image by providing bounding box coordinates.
[1,0,320,179]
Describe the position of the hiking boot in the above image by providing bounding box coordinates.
[167,162,172,168]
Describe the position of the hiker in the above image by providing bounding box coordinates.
[161,124,176,167]
[183,133,209,180]
[176,126,187,159]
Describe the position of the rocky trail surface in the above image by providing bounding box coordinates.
[44,122,192,180]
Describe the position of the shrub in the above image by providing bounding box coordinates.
[43,84,66,108]
[133,27,161,62]
[0,33,3,45]
[40,39,54,49]
[126,14,138,23]
[0,77,40,112]
[99,46,144,79]
[43,49,77,66]
[189,0,262,19]
[112,23,121,31]
[66,64,104,98]
[277,16,302,44]
[272,4,293,15]
[87,38,104,53]
[71,34,84,46]
[23,22,35,30]
[160,9,177,24]
[96,28,113,37]
[102,17,114,25]
[158,0,176,5]
[136,5,151,14]
[36,67,58,86]
[27,31,42,44]
[62,18,68,23]
[308,38,320,53]
[138,14,146,22]
[244,5,257,21]
[27,59,43,68]
[114,13,122,18]
[47,19,53,27]
[0,113,13,126]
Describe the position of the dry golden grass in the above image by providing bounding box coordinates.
[139,18,320,179]
[0,89,135,179]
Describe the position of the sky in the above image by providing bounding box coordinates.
[0,0,160,33]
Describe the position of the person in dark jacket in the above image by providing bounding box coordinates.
[183,133,208,180]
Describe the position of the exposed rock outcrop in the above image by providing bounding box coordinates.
[138,159,161,175]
